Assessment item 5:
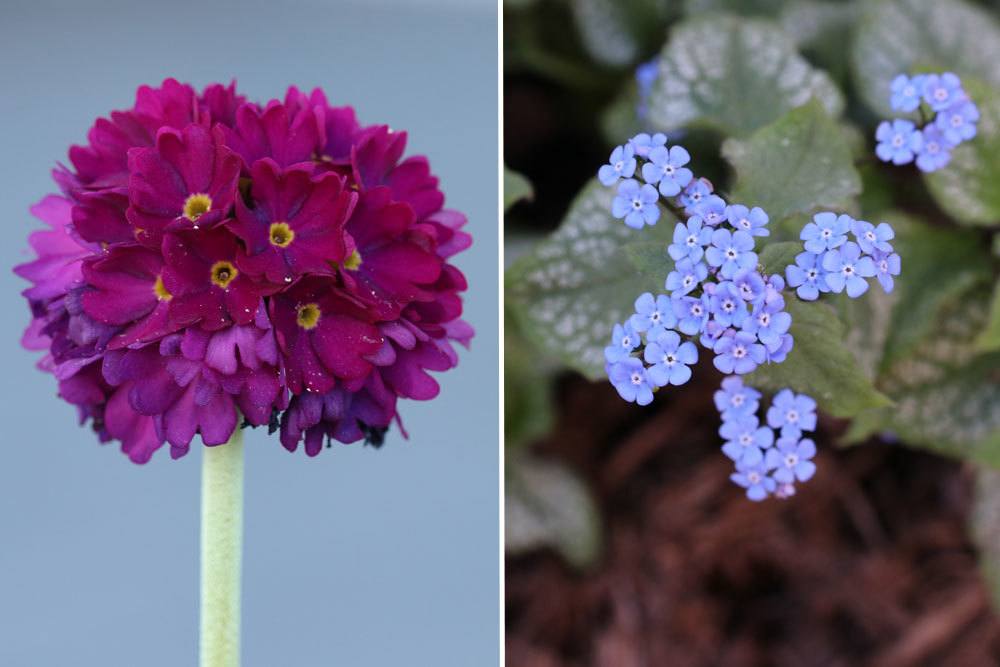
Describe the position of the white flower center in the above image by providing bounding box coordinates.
[892,135,904,147]
[821,229,831,238]
[879,260,888,272]
[785,454,799,467]
[843,263,855,276]
[747,471,761,484]
[786,409,799,423]
[739,433,753,445]
[664,354,676,366]
[733,345,746,358]
[691,304,702,316]
[732,394,744,407]
[630,372,643,385]
[621,336,632,348]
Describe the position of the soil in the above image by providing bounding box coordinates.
[506,367,1000,667]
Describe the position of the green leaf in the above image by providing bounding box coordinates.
[924,79,1000,227]
[504,166,534,213]
[505,315,555,451]
[684,0,787,16]
[569,0,669,67]
[647,15,844,137]
[852,0,1000,117]
[978,279,1000,353]
[505,453,601,569]
[747,299,894,418]
[757,241,802,275]
[722,101,862,221]
[505,181,674,379]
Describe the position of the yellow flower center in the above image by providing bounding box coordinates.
[153,275,172,301]
[210,261,238,289]
[183,193,212,222]
[343,249,363,271]
[269,222,295,248]
[296,302,322,330]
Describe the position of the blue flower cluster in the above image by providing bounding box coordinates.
[635,58,658,121]
[785,212,901,300]
[715,378,818,501]
[876,72,979,173]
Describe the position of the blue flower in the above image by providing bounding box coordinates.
[721,415,774,466]
[726,204,769,237]
[611,178,661,229]
[695,195,727,227]
[667,216,712,262]
[915,125,956,173]
[851,219,895,255]
[644,329,698,387]
[713,331,766,375]
[635,59,658,120]
[730,461,777,502]
[764,333,794,364]
[922,72,965,112]
[629,292,676,333]
[935,99,980,145]
[680,178,713,215]
[785,251,829,301]
[742,299,792,347]
[733,270,766,305]
[872,249,901,293]
[875,119,923,165]
[705,228,757,279]
[628,132,667,159]
[766,388,817,438]
[822,241,876,298]
[890,73,926,113]
[713,375,761,420]
[699,320,730,350]
[665,257,709,297]
[801,211,850,254]
[642,145,693,196]
[598,144,637,186]
[608,357,655,405]
[709,281,750,328]
[604,321,639,363]
[672,294,711,335]
[765,437,817,485]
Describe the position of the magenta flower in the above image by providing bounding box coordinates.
[16,79,472,463]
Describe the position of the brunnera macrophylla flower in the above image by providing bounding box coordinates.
[15,78,473,463]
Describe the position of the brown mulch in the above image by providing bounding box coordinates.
[506,368,1000,667]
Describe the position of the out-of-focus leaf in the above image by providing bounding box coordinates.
[647,15,844,137]
[684,0,787,16]
[505,453,601,569]
[758,241,802,275]
[971,467,1000,608]
[852,0,1000,117]
[505,314,555,451]
[506,181,674,379]
[747,299,894,418]
[504,166,534,213]
[925,79,1000,227]
[570,0,669,67]
[723,101,861,222]
[977,278,1000,353]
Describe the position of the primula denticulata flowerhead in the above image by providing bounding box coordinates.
[15,79,474,463]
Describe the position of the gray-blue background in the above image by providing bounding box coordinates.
[0,1,498,665]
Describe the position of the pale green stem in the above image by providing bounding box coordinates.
[200,428,244,667]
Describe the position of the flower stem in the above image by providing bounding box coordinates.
[200,428,244,667]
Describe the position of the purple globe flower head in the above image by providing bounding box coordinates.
[785,251,829,301]
[801,211,850,254]
[725,204,769,237]
[890,73,926,113]
[598,143,637,186]
[766,388,817,438]
[644,329,698,387]
[709,281,750,328]
[628,132,667,159]
[730,461,777,502]
[713,330,765,375]
[850,219,894,255]
[16,80,473,462]
[680,178,713,216]
[922,72,965,112]
[605,320,640,363]
[875,119,923,165]
[608,357,655,405]
[742,299,792,348]
[765,437,817,485]
[665,257,709,297]
[695,194,727,228]
[764,332,794,364]
[872,249,902,293]
[733,269,766,305]
[822,241,876,298]
[667,215,712,262]
[629,292,676,333]
[915,125,956,173]
[713,375,761,420]
[705,228,757,279]
[611,178,661,229]
[935,99,980,145]
[642,145,693,196]
[721,414,774,466]
[672,293,711,335]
